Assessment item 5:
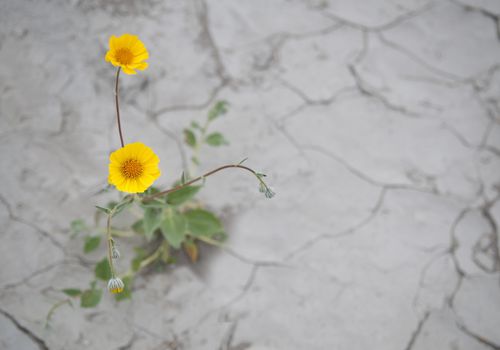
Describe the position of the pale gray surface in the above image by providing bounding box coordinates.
[1,0,500,349]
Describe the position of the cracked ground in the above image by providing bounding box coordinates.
[1,0,500,349]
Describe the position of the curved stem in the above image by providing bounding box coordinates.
[190,117,211,176]
[115,67,125,148]
[142,164,265,202]
[45,298,72,328]
[121,244,164,278]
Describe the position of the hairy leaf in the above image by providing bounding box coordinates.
[140,199,167,209]
[145,186,160,195]
[131,219,144,235]
[205,132,229,146]
[160,210,187,249]
[185,209,224,237]
[112,197,133,217]
[167,185,201,206]
[95,258,111,281]
[80,288,102,308]
[95,205,111,214]
[208,101,228,121]
[184,129,196,147]
[143,208,162,241]
[62,288,82,297]
[83,235,101,253]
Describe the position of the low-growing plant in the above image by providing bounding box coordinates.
[46,34,274,321]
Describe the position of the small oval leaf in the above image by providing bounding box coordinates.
[167,186,201,206]
[80,288,102,308]
[94,258,112,281]
[83,236,101,253]
[160,210,187,249]
[185,209,224,237]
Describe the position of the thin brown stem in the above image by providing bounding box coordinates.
[142,164,264,202]
[115,67,125,148]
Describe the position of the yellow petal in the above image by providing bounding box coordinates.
[106,34,149,72]
[105,51,113,62]
[131,53,149,64]
[122,66,137,75]
[108,35,118,50]
[130,39,146,52]
[119,34,139,48]
[133,62,148,71]
[108,142,161,193]
[125,142,145,157]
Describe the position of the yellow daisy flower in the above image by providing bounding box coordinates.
[105,34,149,75]
[108,142,161,193]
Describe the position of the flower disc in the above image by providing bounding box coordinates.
[108,142,161,193]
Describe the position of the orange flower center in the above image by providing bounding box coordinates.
[121,159,143,179]
[115,48,134,65]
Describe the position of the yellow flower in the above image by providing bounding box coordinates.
[105,34,149,75]
[108,142,161,193]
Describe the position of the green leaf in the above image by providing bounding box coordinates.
[83,236,101,253]
[106,201,119,209]
[112,197,133,217]
[62,288,82,297]
[95,258,111,281]
[191,121,201,129]
[95,206,110,215]
[70,219,86,235]
[191,156,199,165]
[131,219,144,235]
[205,132,229,146]
[184,129,196,147]
[208,101,228,121]
[160,210,187,249]
[131,248,146,272]
[115,276,132,301]
[145,186,160,195]
[140,199,168,209]
[143,208,163,241]
[167,186,201,206]
[185,209,224,237]
[80,288,102,308]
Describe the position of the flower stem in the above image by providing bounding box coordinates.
[106,213,117,277]
[45,299,72,328]
[115,67,125,148]
[196,235,223,247]
[121,245,164,278]
[190,118,210,176]
[142,163,266,202]
[98,227,134,237]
